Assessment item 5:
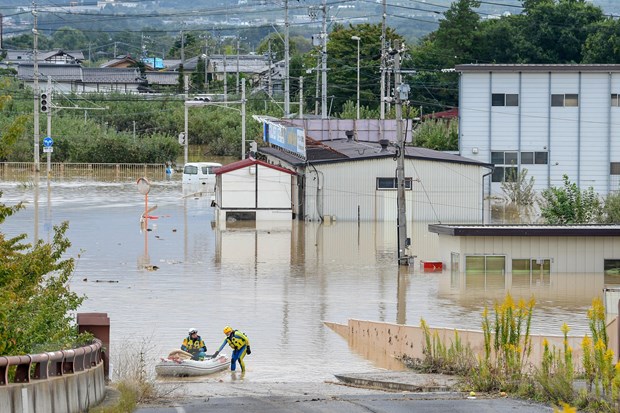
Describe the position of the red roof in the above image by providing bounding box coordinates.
[215,157,296,175]
[421,108,458,120]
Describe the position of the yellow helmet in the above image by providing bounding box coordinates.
[223,326,233,335]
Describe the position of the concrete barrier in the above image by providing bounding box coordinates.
[0,338,106,413]
[325,319,588,368]
[0,363,105,413]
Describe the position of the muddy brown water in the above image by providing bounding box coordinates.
[0,177,612,383]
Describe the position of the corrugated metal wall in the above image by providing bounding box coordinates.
[304,158,485,222]
[454,236,620,273]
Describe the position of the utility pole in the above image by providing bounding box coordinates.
[393,40,410,266]
[380,0,386,123]
[180,30,185,65]
[321,0,327,119]
[32,2,40,172]
[46,76,51,175]
[184,75,189,165]
[241,78,246,159]
[223,53,227,102]
[299,76,303,119]
[315,52,320,115]
[204,36,209,93]
[236,36,240,95]
[284,0,290,117]
[268,38,273,97]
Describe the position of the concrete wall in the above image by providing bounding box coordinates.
[0,363,105,413]
[325,319,589,368]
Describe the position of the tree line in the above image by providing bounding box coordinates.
[1,0,617,162]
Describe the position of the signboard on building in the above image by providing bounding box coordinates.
[262,120,306,159]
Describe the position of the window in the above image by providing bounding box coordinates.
[611,163,620,175]
[605,260,620,284]
[506,94,519,106]
[565,94,579,107]
[492,93,519,107]
[551,94,579,107]
[521,152,534,164]
[376,177,413,190]
[612,94,620,107]
[512,259,531,275]
[465,255,506,274]
[491,151,518,183]
[535,152,548,165]
[201,166,218,174]
[183,165,198,175]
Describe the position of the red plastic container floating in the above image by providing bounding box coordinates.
[421,261,443,272]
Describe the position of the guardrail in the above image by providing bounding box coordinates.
[0,162,172,181]
[0,339,103,386]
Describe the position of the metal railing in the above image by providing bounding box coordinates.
[0,339,103,386]
[0,162,174,181]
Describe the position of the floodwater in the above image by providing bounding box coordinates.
[0,176,614,383]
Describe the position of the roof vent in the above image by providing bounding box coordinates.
[379,139,390,152]
[345,130,354,141]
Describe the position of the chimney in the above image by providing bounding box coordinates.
[379,139,389,152]
[345,130,354,142]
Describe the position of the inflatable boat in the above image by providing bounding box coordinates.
[155,350,229,377]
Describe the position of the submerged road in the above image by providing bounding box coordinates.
[134,378,553,413]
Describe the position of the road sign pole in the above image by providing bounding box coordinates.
[46,77,52,177]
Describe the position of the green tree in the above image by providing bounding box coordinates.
[500,168,537,223]
[501,168,536,207]
[433,0,481,65]
[4,33,52,50]
[412,119,457,151]
[0,199,85,355]
[517,0,604,63]
[582,18,620,63]
[409,0,481,113]
[538,175,603,224]
[326,23,403,115]
[51,27,88,50]
[603,192,620,223]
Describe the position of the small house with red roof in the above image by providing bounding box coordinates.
[214,157,296,223]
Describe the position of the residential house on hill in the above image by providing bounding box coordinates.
[1,49,84,69]
[17,63,145,93]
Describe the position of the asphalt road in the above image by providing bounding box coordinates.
[136,392,554,413]
[135,379,554,413]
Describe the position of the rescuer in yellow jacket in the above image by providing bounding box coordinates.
[213,325,251,372]
[181,327,207,360]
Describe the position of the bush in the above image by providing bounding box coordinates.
[538,175,603,224]
[0,195,85,355]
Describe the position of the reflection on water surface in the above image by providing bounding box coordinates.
[0,178,615,382]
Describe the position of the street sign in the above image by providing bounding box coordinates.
[43,147,53,153]
[178,132,186,145]
[43,136,53,147]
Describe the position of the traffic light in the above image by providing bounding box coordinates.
[40,92,49,113]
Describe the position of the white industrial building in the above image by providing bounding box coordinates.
[456,64,620,198]
[260,136,493,223]
[429,224,620,275]
[213,157,295,223]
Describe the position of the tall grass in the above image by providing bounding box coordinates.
[469,293,535,392]
[414,295,620,412]
[90,338,163,413]
[409,319,476,375]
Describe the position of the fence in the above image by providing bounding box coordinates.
[0,162,172,182]
[0,339,106,413]
[0,339,103,386]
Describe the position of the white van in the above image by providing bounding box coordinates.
[182,162,222,186]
